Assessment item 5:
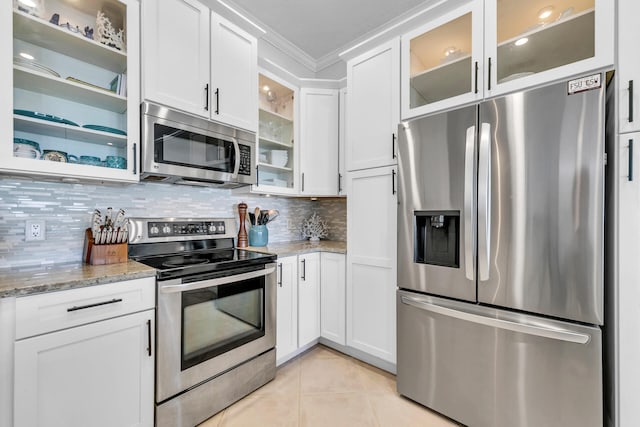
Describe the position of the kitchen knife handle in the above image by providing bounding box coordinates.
[301,258,306,281]
[67,298,123,312]
[629,80,634,123]
[629,139,634,181]
[204,84,209,111]
[278,263,283,287]
[146,319,152,357]
[392,133,396,159]
[132,143,137,175]
[392,169,396,195]
[215,88,220,115]
[487,57,492,91]
[474,61,479,94]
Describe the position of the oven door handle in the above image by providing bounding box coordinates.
[159,266,276,293]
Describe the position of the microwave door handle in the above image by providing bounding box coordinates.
[232,137,240,177]
[463,125,476,281]
[159,266,276,293]
[478,122,492,281]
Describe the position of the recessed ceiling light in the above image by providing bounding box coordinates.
[538,6,555,20]
[107,142,113,146]
[18,0,37,7]
[19,52,34,60]
[515,38,529,47]
[262,85,270,92]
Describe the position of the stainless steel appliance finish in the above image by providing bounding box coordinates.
[398,291,603,427]
[128,217,277,427]
[397,76,606,427]
[140,102,255,188]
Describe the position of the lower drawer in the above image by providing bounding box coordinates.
[16,277,155,339]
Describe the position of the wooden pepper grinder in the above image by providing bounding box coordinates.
[237,202,248,248]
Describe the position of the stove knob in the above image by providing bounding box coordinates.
[150,225,159,235]
[208,224,216,233]
[162,225,172,234]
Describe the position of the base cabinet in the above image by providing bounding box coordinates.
[13,278,155,427]
[320,252,346,345]
[298,253,321,347]
[276,255,298,363]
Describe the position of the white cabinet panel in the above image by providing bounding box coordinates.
[300,88,339,196]
[143,0,210,117]
[346,166,397,364]
[346,39,399,171]
[276,256,298,363]
[320,252,346,345]
[210,13,257,132]
[618,0,640,134]
[14,310,154,427]
[298,253,320,348]
[338,88,347,196]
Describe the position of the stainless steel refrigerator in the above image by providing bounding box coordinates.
[396,76,605,427]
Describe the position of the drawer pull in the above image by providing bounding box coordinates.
[67,298,123,312]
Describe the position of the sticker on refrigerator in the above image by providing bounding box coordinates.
[567,74,601,95]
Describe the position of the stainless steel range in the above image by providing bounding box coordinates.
[128,217,277,427]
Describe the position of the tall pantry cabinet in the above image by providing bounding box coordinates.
[345,38,399,367]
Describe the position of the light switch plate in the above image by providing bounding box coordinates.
[25,220,45,241]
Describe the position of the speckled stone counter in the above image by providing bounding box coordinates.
[246,240,346,257]
[0,261,156,298]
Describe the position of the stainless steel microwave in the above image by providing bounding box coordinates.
[140,102,255,188]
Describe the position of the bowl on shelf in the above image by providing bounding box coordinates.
[42,150,68,162]
[79,155,102,166]
[105,155,127,169]
[13,138,41,159]
[268,150,288,167]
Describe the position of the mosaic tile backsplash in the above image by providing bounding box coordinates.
[0,176,346,269]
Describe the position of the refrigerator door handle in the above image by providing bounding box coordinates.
[400,295,591,344]
[463,125,476,281]
[478,122,492,281]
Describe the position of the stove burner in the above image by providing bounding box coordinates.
[162,256,211,268]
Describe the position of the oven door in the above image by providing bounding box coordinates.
[156,263,276,402]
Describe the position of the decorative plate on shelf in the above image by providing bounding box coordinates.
[82,124,127,135]
[14,109,79,126]
[13,57,60,78]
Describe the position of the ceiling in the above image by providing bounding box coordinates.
[227,0,432,63]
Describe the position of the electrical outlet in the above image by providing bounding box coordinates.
[287,219,297,230]
[25,220,45,241]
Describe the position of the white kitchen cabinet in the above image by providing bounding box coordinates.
[142,0,257,131]
[346,38,400,171]
[276,255,298,364]
[401,0,614,119]
[300,88,339,196]
[320,252,346,346]
[254,71,299,195]
[298,252,321,348]
[346,166,397,364]
[401,1,484,119]
[14,278,155,427]
[1,0,141,183]
[618,0,640,134]
[338,88,347,196]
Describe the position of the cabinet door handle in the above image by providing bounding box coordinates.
[629,139,634,182]
[278,263,283,287]
[338,173,342,193]
[132,143,137,175]
[146,319,152,357]
[215,88,220,115]
[301,258,306,281]
[256,165,259,187]
[487,57,492,91]
[67,298,123,312]
[392,133,396,159]
[629,80,634,123]
[392,169,396,195]
[474,61,479,94]
[205,84,209,111]
[302,173,305,192]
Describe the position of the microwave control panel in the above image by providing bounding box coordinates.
[238,144,252,176]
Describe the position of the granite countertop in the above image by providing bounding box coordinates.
[0,260,156,298]
[246,240,346,257]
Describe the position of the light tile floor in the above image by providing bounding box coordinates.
[198,345,460,427]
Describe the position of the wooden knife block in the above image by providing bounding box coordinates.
[83,228,128,265]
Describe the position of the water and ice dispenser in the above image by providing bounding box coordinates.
[414,211,459,268]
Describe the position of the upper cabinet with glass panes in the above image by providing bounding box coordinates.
[0,0,140,183]
[401,0,613,119]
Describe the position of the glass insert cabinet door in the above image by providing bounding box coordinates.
[401,2,484,119]
[486,0,613,91]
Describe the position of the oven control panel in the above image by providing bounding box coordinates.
[147,221,226,237]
